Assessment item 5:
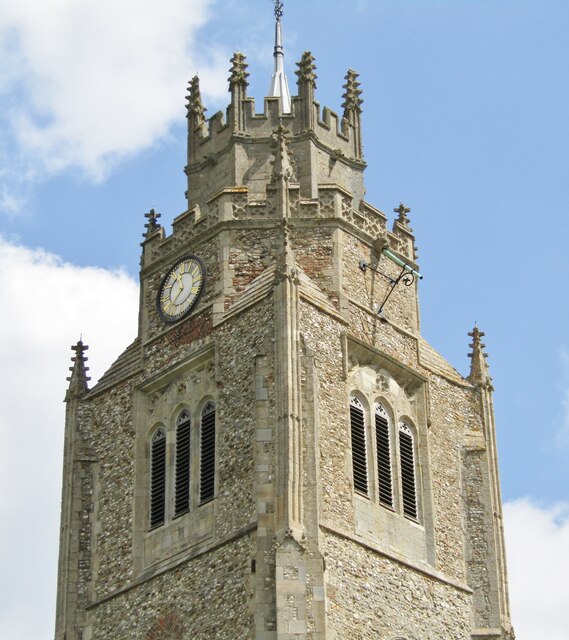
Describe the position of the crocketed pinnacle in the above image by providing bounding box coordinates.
[186,75,206,123]
[228,52,249,88]
[394,203,412,229]
[295,51,317,88]
[342,69,363,116]
[65,339,91,401]
[270,124,295,184]
[467,326,493,389]
[143,208,161,238]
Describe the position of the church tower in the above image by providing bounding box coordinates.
[55,7,514,639]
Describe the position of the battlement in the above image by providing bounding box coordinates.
[189,94,356,161]
[186,53,366,210]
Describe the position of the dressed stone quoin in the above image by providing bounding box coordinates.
[55,5,514,639]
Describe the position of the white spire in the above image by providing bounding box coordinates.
[268,1,292,113]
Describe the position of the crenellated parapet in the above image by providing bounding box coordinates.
[185,52,367,213]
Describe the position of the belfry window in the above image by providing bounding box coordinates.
[149,428,167,529]
[199,401,216,504]
[350,396,369,496]
[148,397,217,531]
[398,422,418,520]
[348,392,421,522]
[375,403,393,508]
[174,410,191,517]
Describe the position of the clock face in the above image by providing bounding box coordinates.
[157,256,205,323]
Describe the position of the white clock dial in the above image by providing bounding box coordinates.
[157,256,205,322]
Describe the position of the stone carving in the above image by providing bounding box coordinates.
[232,192,248,218]
[342,69,363,116]
[143,208,162,237]
[186,75,206,124]
[270,124,296,184]
[228,52,249,88]
[295,51,317,87]
[66,339,91,400]
[318,191,335,216]
[377,371,390,392]
[394,202,412,229]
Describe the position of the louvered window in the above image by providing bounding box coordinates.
[174,410,191,517]
[399,423,418,520]
[350,396,369,496]
[375,403,394,508]
[199,401,216,504]
[150,428,166,529]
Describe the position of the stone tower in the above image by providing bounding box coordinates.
[55,10,514,640]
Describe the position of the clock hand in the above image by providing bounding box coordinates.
[172,274,186,303]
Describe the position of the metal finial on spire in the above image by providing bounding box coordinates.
[269,0,292,113]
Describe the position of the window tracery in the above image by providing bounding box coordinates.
[348,375,421,523]
[147,400,216,530]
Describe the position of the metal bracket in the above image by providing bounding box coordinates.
[359,249,423,317]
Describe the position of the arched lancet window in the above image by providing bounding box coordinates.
[199,401,216,504]
[174,410,191,517]
[375,403,393,508]
[150,427,167,529]
[350,396,369,496]
[398,422,418,520]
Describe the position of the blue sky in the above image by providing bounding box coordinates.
[0,1,568,638]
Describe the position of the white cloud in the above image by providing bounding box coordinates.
[504,498,569,640]
[0,237,138,638]
[0,0,229,193]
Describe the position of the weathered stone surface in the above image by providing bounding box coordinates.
[55,39,513,640]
